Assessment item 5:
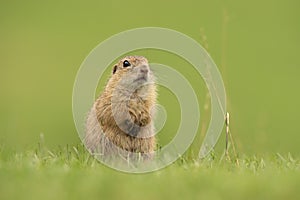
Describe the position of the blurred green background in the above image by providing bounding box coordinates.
[0,0,299,156]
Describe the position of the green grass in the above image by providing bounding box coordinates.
[1,144,299,200]
[1,1,300,199]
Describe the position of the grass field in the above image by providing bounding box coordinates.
[1,144,299,200]
[1,0,300,199]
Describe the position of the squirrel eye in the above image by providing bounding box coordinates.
[123,60,131,67]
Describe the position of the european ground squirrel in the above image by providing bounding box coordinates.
[85,56,157,159]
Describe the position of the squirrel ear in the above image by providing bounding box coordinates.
[112,65,117,74]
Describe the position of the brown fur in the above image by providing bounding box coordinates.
[84,56,157,159]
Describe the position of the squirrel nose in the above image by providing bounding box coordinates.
[139,65,149,74]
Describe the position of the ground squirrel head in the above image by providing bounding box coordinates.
[108,56,155,95]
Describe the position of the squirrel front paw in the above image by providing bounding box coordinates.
[122,119,140,137]
[138,110,151,126]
